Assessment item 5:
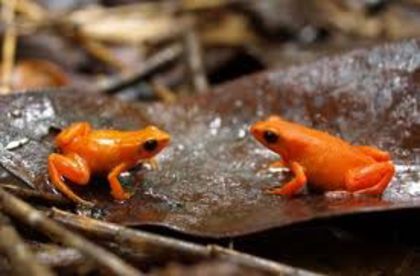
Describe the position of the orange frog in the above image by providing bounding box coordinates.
[250,116,395,196]
[48,122,170,205]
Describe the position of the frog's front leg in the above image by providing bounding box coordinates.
[48,153,92,206]
[267,162,307,196]
[345,161,395,195]
[107,163,132,201]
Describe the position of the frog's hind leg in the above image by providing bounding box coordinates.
[55,122,91,148]
[48,153,92,206]
[353,145,391,162]
[345,161,395,195]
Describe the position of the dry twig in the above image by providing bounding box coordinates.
[77,37,129,73]
[14,0,47,23]
[50,208,209,263]
[0,212,54,276]
[67,3,186,45]
[99,43,183,94]
[34,244,83,267]
[31,243,96,273]
[0,187,142,276]
[1,184,72,207]
[208,245,321,276]
[1,0,17,93]
[152,80,177,103]
[184,28,209,94]
[50,208,319,275]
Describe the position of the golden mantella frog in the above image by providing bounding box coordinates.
[250,116,395,196]
[48,122,170,205]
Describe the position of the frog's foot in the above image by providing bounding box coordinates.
[147,158,160,170]
[48,153,93,206]
[111,190,132,201]
[266,162,307,196]
[353,145,391,162]
[108,163,133,201]
[269,160,287,168]
[258,160,287,173]
[139,158,160,171]
[324,190,352,199]
[345,161,395,196]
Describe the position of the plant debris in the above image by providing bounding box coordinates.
[0,39,418,237]
[2,1,420,274]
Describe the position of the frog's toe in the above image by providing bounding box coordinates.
[111,191,132,201]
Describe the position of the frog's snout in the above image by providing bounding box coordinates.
[146,126,171,146]
[250,122,264,138]
[160,132,171,146]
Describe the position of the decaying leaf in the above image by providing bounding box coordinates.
[200,13,257,46]
[68,4,192,45]
[0,39,419,237]
[5,59,70,90]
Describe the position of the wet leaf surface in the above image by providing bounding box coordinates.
[0,40,419,237]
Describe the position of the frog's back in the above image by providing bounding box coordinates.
[61,131,127,172]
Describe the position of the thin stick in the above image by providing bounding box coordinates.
[99,43,183,94]
[50,208,320,275]
[0,255,11,274]
[31,243,95,272]
[14,0,47,23]
[208,245,321,276]
[1,184,72,207]
[0,212,54,276]
[78,36,129,73]
[1,0,18,93]
[0,187,142,276]
[394,249,418,275]
[152,80,177,103]
[35,245,83,267]
[50,208,209,262]
[184,28,209,94]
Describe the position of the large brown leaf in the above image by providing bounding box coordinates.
[0,39,419,237]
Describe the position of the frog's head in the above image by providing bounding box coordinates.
[250,115,291,159]
[137,126,171,159]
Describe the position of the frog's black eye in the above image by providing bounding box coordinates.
[143,139,158,152]
[263,130,278,144]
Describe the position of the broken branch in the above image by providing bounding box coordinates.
[0,212,54,276]
[98,43,183,94]
[49,208,318,275]
[1,0,18,93]
[0,187,142,276]
[184,28,209,94]
[1,184,72,207]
